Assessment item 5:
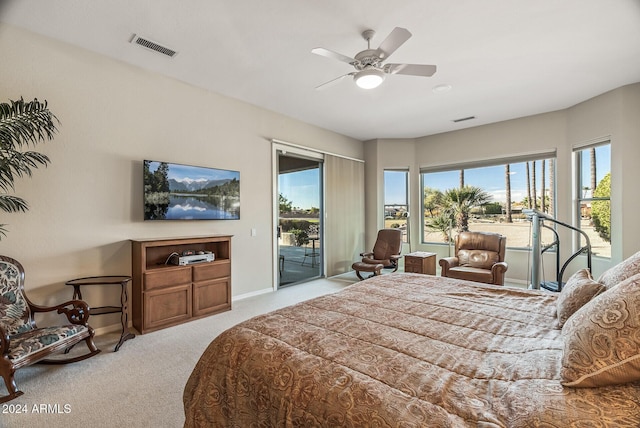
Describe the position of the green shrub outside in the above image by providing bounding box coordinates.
[280,219,313,233]
[591,172,611,243]
[288,229,309,246]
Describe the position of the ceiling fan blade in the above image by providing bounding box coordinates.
[311,47,356,65]
[375,27,412,60]
[315,73,355,90]
[386,63,437,77]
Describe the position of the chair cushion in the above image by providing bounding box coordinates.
[447,266,493,284]
[8,325,89,362]
[371,229,402,260]
[561,272,640,387]
[0,260,32,335]
[556,269,605,328]
[457,231,503,253]
[457,249,500,270]
[597,250,640,290]
[362,257,391,267]
[455,232,503,269]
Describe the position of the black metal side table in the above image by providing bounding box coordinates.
[65,275,135,352]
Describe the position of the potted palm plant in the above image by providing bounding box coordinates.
[0,98,59,238]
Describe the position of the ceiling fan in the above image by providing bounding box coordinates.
[312,27,437,90]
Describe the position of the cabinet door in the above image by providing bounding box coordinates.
[144,283,192,331]
[193,278,231,317]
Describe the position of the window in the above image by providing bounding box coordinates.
[384,170,409,243]
[421,155,556,248]
[575,142,611,258]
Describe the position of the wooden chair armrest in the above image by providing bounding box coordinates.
[0,325,9,356]
[360,251,374,257]
[30,300,91,326]
[390,254,403,261]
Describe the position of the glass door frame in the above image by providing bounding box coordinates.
[272,142,325,289]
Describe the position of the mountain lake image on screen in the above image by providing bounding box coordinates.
[143,160,240,220]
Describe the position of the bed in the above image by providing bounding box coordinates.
[184,259,640,427]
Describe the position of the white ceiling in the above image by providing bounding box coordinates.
[1,0,639,141]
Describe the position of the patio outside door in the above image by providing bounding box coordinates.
[277,151,323,287]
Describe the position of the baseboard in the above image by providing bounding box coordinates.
[232,287,274,301]
[94,323,123,337]
[505,277,529,289]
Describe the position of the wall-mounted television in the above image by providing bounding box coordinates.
[143,160,240,220]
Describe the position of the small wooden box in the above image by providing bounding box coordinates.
[404,252,436,275]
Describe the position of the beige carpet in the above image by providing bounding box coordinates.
[2,274,356,428]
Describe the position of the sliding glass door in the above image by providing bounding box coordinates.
[276,151,323,287]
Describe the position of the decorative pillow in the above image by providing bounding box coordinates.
[561,272,640,387]
[556,269,605,328]
[597,250,640,289]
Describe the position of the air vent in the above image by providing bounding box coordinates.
[130,34,178,58]
[452,116,476,123]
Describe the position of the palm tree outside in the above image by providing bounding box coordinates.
[541,159,546,213]
[532,161,537,210]
[442,185,492,232]
[525,162,532,209]
[505,164,512,223]
[549,158,555,215]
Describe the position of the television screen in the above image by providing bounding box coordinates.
[143,160,240,220]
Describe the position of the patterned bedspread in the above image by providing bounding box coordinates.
[183,273,640,427]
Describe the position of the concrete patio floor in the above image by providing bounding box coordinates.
[278,244,322,286]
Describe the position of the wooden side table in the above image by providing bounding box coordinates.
[65,275,135,352]
[404,252,437,275]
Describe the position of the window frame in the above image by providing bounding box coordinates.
[419,151,557,249]
[573,141,611,259]
[383,169,410,244]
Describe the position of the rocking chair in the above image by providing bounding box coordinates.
[0,255,100,403]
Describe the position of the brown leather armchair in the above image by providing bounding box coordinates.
[352,228,403,280]
[439,231,508,285]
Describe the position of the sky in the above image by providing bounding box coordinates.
[147,161,239,182]
[422,164,536,204]
[279,168,320,209]
[384,170,408,205]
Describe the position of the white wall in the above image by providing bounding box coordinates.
[567,84,640,262]
[366,83,640,284]
[0,24,362,329]
[363,138,416,254]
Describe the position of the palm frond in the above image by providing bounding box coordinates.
[0,98,60,150]
[0,97,59,240]
[0,150,51,192]
[0,194,29,213]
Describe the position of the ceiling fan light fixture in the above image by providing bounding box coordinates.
[354,68,385,89]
